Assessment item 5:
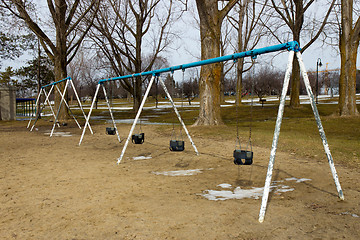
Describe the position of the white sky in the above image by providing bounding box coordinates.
[2,1,359,79]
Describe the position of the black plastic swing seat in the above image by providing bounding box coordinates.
[132,133,145,144]
[169,140,185,151]
[233,149,253,165]
[106,127,116,135]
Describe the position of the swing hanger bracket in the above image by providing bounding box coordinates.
[286,41,301,52]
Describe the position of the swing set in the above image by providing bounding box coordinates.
[27,77,91,136]
[78,41,343,223]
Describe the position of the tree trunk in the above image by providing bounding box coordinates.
[290,56,301,108]
[338,10,359,115]
[54,55,69,122]
[290,2,303,108]
[235,1,246,106]
[220,62,225,103]
[194,1,223,125]
[54,0,69,122]
[133,76,142,113]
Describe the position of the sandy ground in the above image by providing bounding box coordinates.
[1,121,360,239]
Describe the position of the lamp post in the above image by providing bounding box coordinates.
[316,58,322,104]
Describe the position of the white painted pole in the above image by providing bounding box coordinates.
[50,80,69,137]
[102,84,121,143]
[69,78,93,134]
[296,51,344,200]
[27,88,43,128]
[78,83,101,146]
[259,51,295,223]
[30,89,47,131]
[158,76,199,155]
[117,75,156,164]
[30,85,59,131]
[43,86,58,124]
[55,84,81,129]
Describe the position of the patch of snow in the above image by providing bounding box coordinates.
[111,119,171,125]
[341,212,360,218]
[202,186,267,201]
[44,131,72,137]
[218,183,232,189]
[152,169,203,176]
[201,178,308,201]
[275,185,295,193]
[132,156,152,160]
[285,177,312,183]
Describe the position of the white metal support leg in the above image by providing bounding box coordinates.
[69,79,93,134]
[55,84,81,129]
[117,75,156,164]
[43,86,58,122]
[30,85,59,131]
[158,76,199,155]
[259,51,295,223]
[79,83,101,145]
[296,51,344,200]
[102,84,121,143]
[50,80,69,137]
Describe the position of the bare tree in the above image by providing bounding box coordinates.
[268,0,335,108]
[194,0,238,125]
[0,0,99,121]
[90,0,174,112]
[246,65,283,99]
[228,0,270,105]
[338,0,359,115]
[181,75,199,105]
[67,48,107,106]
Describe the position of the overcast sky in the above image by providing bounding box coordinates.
[2,0,359,81]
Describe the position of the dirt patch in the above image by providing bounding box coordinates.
[1,121,359,239]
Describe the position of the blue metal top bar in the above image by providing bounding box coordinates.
[97,41,300,84]
[41,77,71,89]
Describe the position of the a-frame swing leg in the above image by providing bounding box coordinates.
[79,83,101,145]
[102,83,121,143]
[30,85,60,131]
[117,75,156,164]
[54,84,82,129]
[68,78,93,134]
[50,80,70,137]
[258,51,344,223]
[258,51,295,223]
[158,76,199,155]
[296,51,344,199]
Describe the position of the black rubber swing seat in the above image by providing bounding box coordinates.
[132,133,145,144]
[233,149,253,165]
[169,140,185,151]
[106,127,116,135]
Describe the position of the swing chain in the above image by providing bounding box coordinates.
[246,59,255,152]
[179,69,185,140]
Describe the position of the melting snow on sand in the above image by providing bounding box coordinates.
[202,177,310,201]
[152,169,204,176]
[132,156,152,160]
[44,131,72,137]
